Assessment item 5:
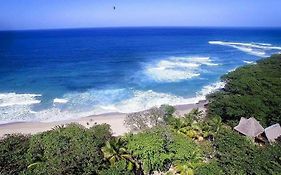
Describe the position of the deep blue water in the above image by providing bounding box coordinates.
[0,27,281,122]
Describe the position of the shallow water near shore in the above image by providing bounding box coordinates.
[0,27,281,123]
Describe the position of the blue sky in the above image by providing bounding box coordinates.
[0,0,281,30]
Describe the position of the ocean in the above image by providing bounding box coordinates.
[0,27,281,123]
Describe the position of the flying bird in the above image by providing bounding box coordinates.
[113,6,116,10]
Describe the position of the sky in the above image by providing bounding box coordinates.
[0,0,281,30]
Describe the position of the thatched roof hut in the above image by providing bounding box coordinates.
[234,117,264,137]
[265,123,281,143]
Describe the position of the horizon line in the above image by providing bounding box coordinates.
[1,25,281,32]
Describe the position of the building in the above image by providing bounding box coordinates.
[265,123,281,143]
[234,117,264,138]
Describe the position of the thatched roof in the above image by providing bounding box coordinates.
[265,123,281,142]
[234,117,264,137]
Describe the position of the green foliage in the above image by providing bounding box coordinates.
[207,54,281,126]
[99,160,134,175]
[0,134,30,175]
[184,108,204,122]
[126,127,203,174]
[174,163,195,175]
[89,123,112,147]
[101,137,141,173]
[195,161,223,175]
[169,132,202,163]
[214,127,281,175]
[166,115,184,130]
[205,115,223,134]
[160,104,176,121]
[169,133,203,175]
[167,110,220,142]
[215,127,257,174]
[167,109,203,131]
[126,127,172,173]
[25,123,111,175]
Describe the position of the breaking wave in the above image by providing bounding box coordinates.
[0,81,225,123]
[144,56,219,82]
[196,81,225,97]
[209,41,281,57]
[243,60,256,64]
[0,93,41,107]
[0,93,41,123]
[53,98,68,104]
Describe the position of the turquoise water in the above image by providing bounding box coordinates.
[0,27,281,123]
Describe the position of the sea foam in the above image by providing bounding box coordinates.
[42,81,225,122]
[0,80,225,123]
[0,93,41,107]
[196,81,225,97]
[243,60,256,64]
[53,98,68,104]
[209,41,281,57]
[113,82,225,113]
[145,56,219,82]
[0,93,42,123]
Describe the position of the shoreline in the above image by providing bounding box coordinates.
[0,101,207,137]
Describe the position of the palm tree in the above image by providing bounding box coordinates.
[192,108,204,119]
[184,108,204,122]
[177,121,205,140]
[101,138,140,172]
[210,115,223,133]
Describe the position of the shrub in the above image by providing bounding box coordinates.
[25,123,111,175]
[126,127,203,174]
[195,161,223,175]
[89,123,112,147]
[160,104,176,121]
[168,132,202,164]
[126,127,172,173]
[99,160,134,175]
[0,134,30,175]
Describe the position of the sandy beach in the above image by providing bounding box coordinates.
[0,101,206,137]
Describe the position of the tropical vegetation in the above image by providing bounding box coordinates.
[207,54,281,126]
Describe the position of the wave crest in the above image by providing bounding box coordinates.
[0,93,41,107]
[53,98,68,104]
[145,56,219,82]
[0,93,42,123]
[209,41,281,57]
[243,60,256,64]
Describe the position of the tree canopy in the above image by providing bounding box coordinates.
[207,54,281,126]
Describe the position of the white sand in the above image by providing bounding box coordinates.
[0,102,206,137]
